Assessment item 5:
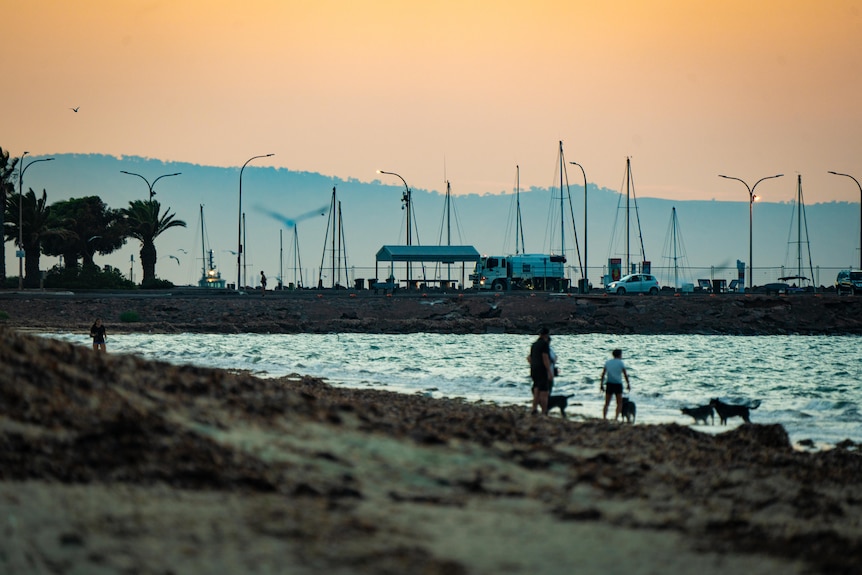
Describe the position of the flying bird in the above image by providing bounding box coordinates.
[70,107,79,112]
[255,204,329,228]
[168,255,180,265]
[177,248,188,254]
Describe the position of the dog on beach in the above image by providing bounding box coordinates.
[681,405,714,425]
[547,394,579,418]
[709,398,759,425]
[621,397,636,424]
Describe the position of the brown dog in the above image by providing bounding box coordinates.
[709,398,759,425]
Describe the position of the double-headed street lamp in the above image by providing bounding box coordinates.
[718,173,783,290]
[237,154,274,291]
[569,161,588,292]
[18,152,55,289]
[827,171,862,270]
[120,170,182,200]
[377,170,413,288]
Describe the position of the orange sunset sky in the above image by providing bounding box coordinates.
[6,0,862,203]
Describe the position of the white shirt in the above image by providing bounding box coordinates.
[604,357,626,384]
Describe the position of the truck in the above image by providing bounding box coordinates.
[470,254,568,291]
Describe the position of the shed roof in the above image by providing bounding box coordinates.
[375,245,481,263]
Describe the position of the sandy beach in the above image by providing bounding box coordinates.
[2,292,862,573]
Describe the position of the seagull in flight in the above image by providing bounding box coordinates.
[168,255,180,265]
[70,107,80,112]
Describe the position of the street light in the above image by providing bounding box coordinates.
[377,170,412,288]
[237,154,274,291]
[569,161,588,292]
[120,170,181,200]
[18,153,55,289]
[718,173,783,290]
[827,171,862,270]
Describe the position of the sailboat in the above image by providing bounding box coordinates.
[779,174,816,289]
[660,207,692,291]
[607,157,648,282]
[545,142,583,290]
[317,186,350,289]
[197,205,226,289]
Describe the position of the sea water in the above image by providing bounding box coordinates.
[42,332,862,448]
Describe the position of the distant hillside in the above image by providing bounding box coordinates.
[4,154,856,288]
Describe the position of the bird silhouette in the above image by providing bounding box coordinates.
[70,107,79,112]
[177,248,188,254]
[168,255,180,265]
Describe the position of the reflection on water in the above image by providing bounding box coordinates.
[44,332,862,448]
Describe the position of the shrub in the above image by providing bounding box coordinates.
[0,310,9,321]
[141,277,175,290]
[44,265,136,290]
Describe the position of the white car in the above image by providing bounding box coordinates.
[606,273,660,295]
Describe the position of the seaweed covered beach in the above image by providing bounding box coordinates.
[1,326,861,574]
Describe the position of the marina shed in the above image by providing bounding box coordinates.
[374,245,481,289]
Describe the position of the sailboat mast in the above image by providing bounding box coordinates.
[672,207,679,290]
[331,187,337,288]
[343,202,351,286]
[626,158,631,274]
[559,141,565,258]
[242,212,247,288]
[293,225,303,288]
[200,204,206,280]
[279,228,283,290]
[515,166,522,254]
[337,200,343,287]
[797,175,802,280]
[446,180,452,282]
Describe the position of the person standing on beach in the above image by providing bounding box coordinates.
[90,318,107,353]
[528,327,554,415]
[260,271,267,296]
[600,348,630,420]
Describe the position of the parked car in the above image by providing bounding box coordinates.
[836,269,862,295]
[763,282,790,295]
[605,273,660,295]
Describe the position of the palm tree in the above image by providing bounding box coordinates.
[0,147,20,286]
[121,199,186,286]
[3,189,71,288]
[42,196,127,270]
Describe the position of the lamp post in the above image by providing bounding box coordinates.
[18,153,55,289]
[120,170,182,200]
[237,154,274,291]
[569,161,588,292]
[718,173,783,290]
[377,170,412,288]
[827,171,862,269]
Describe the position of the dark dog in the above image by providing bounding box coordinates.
[547,394,577,418]
[709,398,759,425]
[681,405,714,425]
[621,397,636,424]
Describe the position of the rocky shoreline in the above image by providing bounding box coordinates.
[3,291,862,573]
[2,289,862,335]
[1,326,861,573]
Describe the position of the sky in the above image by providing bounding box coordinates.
[6,0,862,205]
